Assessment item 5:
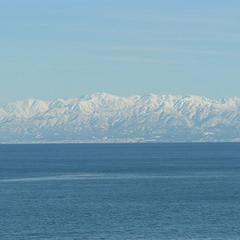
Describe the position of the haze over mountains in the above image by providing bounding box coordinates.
[1,93,240,143]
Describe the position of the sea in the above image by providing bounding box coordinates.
[0,143,240,240]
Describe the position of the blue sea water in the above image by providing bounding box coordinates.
[0,143,240,240]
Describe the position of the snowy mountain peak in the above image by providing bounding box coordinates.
[1,93,240,143]
[4,99,49,118]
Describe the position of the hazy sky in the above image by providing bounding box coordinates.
[1,0,240,105]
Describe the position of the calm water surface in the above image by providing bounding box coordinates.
[0,143,240,239]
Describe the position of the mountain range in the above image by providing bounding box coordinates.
[1,93,240,143]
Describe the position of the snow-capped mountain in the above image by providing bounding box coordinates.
[1,93,240,143]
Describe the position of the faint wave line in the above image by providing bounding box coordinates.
[0,173,234,183]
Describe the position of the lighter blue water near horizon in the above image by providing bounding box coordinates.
[0,143,240,239]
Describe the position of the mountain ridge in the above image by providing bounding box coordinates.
[1,93,240,143]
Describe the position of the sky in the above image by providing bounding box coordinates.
[0,0,240,105]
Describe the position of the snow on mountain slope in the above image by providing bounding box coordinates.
[4,99,49,118]
[1,93,240,142]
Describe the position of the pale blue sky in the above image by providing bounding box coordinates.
[1,0,240,105]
